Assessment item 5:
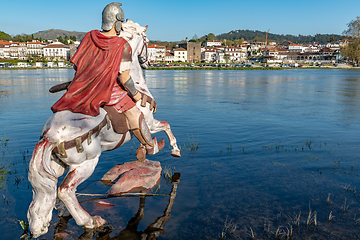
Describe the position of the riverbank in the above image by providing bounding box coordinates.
[1,65,359,71]
[147,66,282,70]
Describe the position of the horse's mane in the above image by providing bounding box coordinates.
[120,19,146,41]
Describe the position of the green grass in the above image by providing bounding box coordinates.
[147,67,282,70]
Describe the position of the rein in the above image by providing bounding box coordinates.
[138,34,148,64]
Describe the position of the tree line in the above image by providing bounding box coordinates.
[216,30,344,44]
[0,31,77,45]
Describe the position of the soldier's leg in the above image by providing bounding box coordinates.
[124,106,164,160]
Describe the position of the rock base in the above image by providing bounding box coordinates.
[101,159,161,194]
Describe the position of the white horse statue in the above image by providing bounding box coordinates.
[27,20,180,238]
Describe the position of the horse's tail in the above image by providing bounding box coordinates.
[27,138,57,238]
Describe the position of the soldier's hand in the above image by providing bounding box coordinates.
[133,92,141,102]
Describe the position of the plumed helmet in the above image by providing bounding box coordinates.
[101,2,125,33]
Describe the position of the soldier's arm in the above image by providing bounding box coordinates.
[119,42,141,102]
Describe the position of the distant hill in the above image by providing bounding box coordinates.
[216,29,344,44]
[0,31,12,41]
[32,29,87,40]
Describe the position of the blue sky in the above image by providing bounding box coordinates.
[1,0,360,41]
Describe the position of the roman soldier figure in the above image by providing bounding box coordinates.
[51,2,164,159]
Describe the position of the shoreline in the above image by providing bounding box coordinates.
[1,66,360,71]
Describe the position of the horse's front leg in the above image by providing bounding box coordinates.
[150,119,181,157]
[57,157,106,229]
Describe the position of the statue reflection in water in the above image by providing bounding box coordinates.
[53,173,180,240]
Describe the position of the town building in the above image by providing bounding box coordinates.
[43,42,70,61]
[173,48,187,62]
[165,52,175,62]
[205,40,222,48]
[0,40,10,59]
[288,43,305,53]
[148,44,166,62]
[27,40,47,58]
[201,48,219,63]
[178,42,201,63]
[224,46,247,62]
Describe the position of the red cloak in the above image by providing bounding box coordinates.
[51,30,127,116]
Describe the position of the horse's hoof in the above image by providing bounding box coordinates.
[84,216,106,229]
[171,149,181,158]
[146,137,165,155]
[136,146,146,161]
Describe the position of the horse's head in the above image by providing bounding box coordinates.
[120,19,149,69]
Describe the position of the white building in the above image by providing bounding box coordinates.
[165,52,174,62]
[326,42,340,50]
[27,40,46,57]
[0,41,6,58]
[173,48,187,62]
[9,42,20,59]
[43,42,70,61]
[205,40,222,48]
[224,46,247,62]
[17,62,28,67]
[201,49,219,63]
[288,43,305,53]
[0,41,10,59]
[148,44,166,62]
[303,45,320,53]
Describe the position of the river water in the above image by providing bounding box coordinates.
[1,69,360,239]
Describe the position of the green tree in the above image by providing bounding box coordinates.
[343,16,360,38]
[342,17,360,63]
[224,54,230,63]
[58,36,64,44]
[234,38,244,46]
[206,33,217,41]
[189,34,199,42]
[225,39,234,46]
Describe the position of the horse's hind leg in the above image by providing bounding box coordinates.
[150,119,181,157]
[57,157,106,229]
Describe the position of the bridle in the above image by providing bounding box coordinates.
[138,34,149,67]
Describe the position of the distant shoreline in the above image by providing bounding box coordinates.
[1,67,360,71]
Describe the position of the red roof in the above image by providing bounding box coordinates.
[27,40,45,45]
[0,40,11,45]
[174,48,186,51]
[148,44,165,48]
[43,43,69,49]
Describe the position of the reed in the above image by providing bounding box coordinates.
[162,166,175,183]
[274,226,292,240]
[249,227,255,239]
[226,142,232,151]
[342,198,349,213]
[354,215,360,225]
[219,217,236,239]
[328,211,334,222]
[290,212,301,227]
[180,140,199,152]
[0,133,9,147]
[326,193,332,205]
[306,203,317,228]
